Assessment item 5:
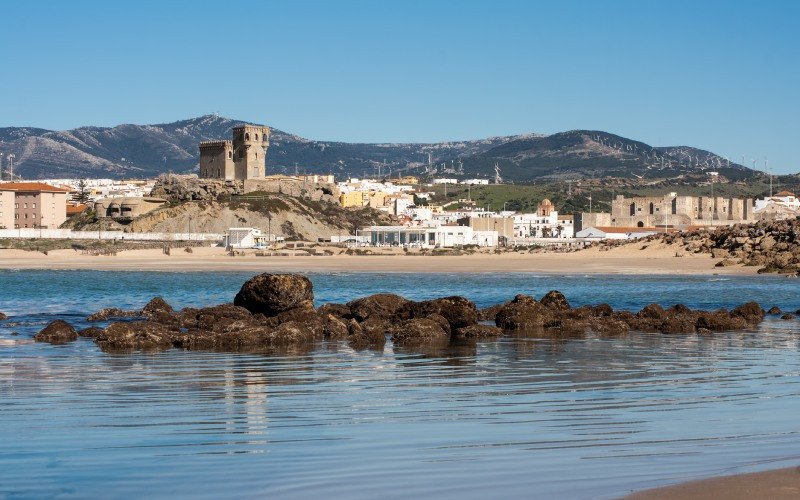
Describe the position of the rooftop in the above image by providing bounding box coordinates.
[0,182,70,192]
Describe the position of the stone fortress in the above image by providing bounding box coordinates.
[199,125,270,180]
[609,193,755,227]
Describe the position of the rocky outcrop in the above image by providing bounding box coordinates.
[0,312,7,320]
[34,320,78,343]
[96,321,175,351]
[78,326,105,338]
[87,307,140,322]
[142,297,174,318]
[389,318,450,345]
[234,273,314,316]
[347,294,410,322]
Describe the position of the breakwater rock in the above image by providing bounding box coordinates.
[43,273,780,353]
[643,218,800,274]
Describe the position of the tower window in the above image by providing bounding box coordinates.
[254,134,258,141]
[228,151,232,159]
[245,133,250,141]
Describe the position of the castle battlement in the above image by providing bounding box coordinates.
[199,140,232,149]
[199,124,269,180]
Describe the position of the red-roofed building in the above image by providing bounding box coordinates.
[0,182,69,229]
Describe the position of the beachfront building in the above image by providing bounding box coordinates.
[754,191,800,220]
[357,224,498,248]
[512,199,575,239]
[0,182,69,229]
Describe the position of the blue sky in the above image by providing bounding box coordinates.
[1,0,797,173]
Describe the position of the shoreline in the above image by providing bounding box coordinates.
[620,465,800,499]
[0,244,764,275]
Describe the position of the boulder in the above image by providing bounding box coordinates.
[322,314,349,340]
[731,302,765,323]
[141,297,174,318]
[77,326,105,338]
[411,296,477,329]
[390,318,450,344]
[262,321,317,345]
[540,290,570,311]
[453,324,503,339]
[695,310,748,331]
[34,320,78,343]
[94,321,174,351]
[767,306,783,315]
[87,307,140,322]
[495,295,556,330]
[638,304,667,320]
[781,313,796,320]
[477,303,504,322]
[592,303,614,317]
[347,293,410,322]
[317,303,353,321]
[233,273,314,316]
[276,308,325,339]
[0,312,7,320]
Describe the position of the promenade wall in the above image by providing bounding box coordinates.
[0,228,223,242]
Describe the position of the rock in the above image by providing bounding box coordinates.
[276,308,325,339]
[540,290,570,311]
[424,313,452,336]
[233,273,314,316]
[731,302,765,322]
[262,321,317,345]
[495,295,556,330]
[453,324,504,339]
[411,296,477,329]
[347,293,410,322]
[0,312,7,320]
[141,297,174,318]
[87,307,140,322]
[357,316,390,344]
[781,313,796,320]
[477,303,504,322]
[77,326,105,338]
[390,318,450,344]
[767,306,783,315]
[592,303,614,317]
[95,321,174,351]
[638,304,666,320]
[322,314,349,340]
[695,310,747,331]
[34,320,78,343]
[317,303,353,321]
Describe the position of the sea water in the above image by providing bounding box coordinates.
[1,271,799,499]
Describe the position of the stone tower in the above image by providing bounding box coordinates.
[232,125,270,180]
[199,124,270,180]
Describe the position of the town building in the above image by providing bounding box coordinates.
[512,199,575,238]
[199,124,270,180]
[608,193,754,228]
[357,224,498,248]
[754,191,799,220]
[0,182,69,229]
[94,197,166,220]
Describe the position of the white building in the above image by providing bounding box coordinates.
[431,178,458,185]
[462,179,489,185]
[754,191,799,213]
[511,199,574,239]
[357,224,498,248]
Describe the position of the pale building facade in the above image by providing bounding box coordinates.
[199,124,270,180]
[610,193,754,228]
[512,199,575,238]
[0,182,69,229]
[0,189,14,229]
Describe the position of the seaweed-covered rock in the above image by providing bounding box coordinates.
[495,295,556,330]
[540,290,570,311]
[322,314,349,340]
[477,303,504,322]
[592,303,614,317]
[34,320,78,343]
[87,307,139,322]
[141,297,174,318]
[638,304,667,320]
[77,326,106,338]
[347,293,410,322]
[276,308,325,339]
[317,303,353,321]
[695,310,748,331]
[95,321,174,351]
[411,296,477,329]
[233,273,314,316]
[453,324,504,339]
[731,302,765,323]
[390,318,449,344]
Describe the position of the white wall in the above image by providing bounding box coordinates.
[0,228,223,242]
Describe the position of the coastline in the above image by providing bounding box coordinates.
[0,243,761,275]
[620,466,800,499]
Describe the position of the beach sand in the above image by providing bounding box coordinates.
[0,241,759,274]
[621,466,800,499]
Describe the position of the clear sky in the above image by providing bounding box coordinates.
[1,0,797,173]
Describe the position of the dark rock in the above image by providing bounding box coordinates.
[34,320,78,343]
[540,290,570,311]
[141,297,174,318]
[347,293,410,322]
[276,308,325,339]
[0,312,7,320]
[318,303,353,320]
[767,306,783,315]
[667,304,692,315]
[659,316,697,334]
[453,324,504,339]
[495,295,556,330]
[262,321,317,345]
[172,325,272,351]
[731,302,765,322]
[781,313,796,320]
[87,307,139,322]
[390,318,449,344]
[94,321,174,351]
[411,296,477,329]
[77,326,105,338]
[424,313,452,336]
[592,303,614,317]
[357,316,390,344]
[477,303,504,322]
[695,310,747,331]
[638,304,666,320]
[233,273,314,316]
[322,314,349,340]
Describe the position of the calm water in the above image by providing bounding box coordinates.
[1,271,799,499]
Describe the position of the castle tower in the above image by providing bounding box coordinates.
[199,140,234,179]
[232,125,270,180]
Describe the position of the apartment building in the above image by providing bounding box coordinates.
[0,182,70,229]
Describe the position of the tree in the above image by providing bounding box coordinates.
[72,179,90,205]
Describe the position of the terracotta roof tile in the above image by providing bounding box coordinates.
[0,182,70,192]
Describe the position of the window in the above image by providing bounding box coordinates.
[32,203,36,209]
[228,151,232,159]
[254,134,258,141]
[245,133,250,141]
[24,213,28,219]
[24,203,27,209]
[238,149,243,159]
[31,214,35,219]
[14,203,18,209]
[15,214,18,219]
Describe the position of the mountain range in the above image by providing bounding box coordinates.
[0,115,751,182]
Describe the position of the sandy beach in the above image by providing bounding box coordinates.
[0,242,760,274]
[621,466,800,499]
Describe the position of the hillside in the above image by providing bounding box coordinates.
[0,116,749,182]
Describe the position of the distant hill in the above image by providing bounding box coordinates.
[0,115,748,181]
